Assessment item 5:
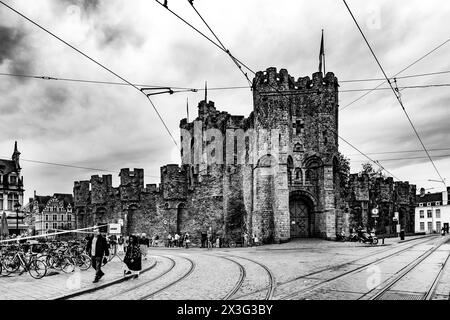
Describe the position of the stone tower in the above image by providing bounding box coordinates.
[252,67,341,242]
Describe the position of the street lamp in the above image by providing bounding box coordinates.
[14,202,21,236]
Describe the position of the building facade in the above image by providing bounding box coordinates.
[415,187,450,234]
[73,67,416,243]
[26,193,74,235]
[348,174,416,234]
[0,142,26,235]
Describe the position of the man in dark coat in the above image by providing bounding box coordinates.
[86,228,110,283]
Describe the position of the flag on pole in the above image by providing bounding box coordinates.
[319,29,325,74]
[186,98,189,123]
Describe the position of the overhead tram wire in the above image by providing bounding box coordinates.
[349,154,450,163]
[347,147,450,157]
[153,0,256,76]
[0,157,160,179]
[2,71,450,93]
[341,37,450,111]
[187,0,253,88]
[154,1,402,180]
[0,0,180,150]
[155,0,400,180]
[342,0,447,187]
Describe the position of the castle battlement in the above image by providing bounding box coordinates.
[253,67,339,92]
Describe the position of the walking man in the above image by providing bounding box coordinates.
[86,227,110,283]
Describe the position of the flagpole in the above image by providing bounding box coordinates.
[322,29,326,75]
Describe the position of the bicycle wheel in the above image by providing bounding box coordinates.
[28,260,47,279]
[76,254,91,271]
[61,257,75,274]
[2,255,20,274]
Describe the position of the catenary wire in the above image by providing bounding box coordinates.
[341,38,450,110]
[0,156,160,178]
[3,70,450,91]
[187,0,253,88]
[154,0,404,180]
[0,0,180,150]
[343,0,447,187]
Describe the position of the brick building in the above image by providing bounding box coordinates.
[26,193,75,235]
[73,67,415,243]
[0,142,26,235]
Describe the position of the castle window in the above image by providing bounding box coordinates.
[52,222,57,229]
[419,210,424,219]
[427,210,432,218]
[257,154,276,168]
[296,120,304,135]
[45,214,49,221]
[0,194,3,210]
[295,168,302,180]
[68,223,72,229]
[68,214,72,221]
[323,131,328,145]
[436,209,441,219]
[45,223,49,230]
[294,143,303,152]
[245,137,250,165]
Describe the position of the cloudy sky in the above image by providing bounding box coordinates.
[1,0,449,202]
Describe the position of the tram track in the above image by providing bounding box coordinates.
[212,254,276,300]
[364,236,450,300]
[139,255,196,300]
[217,255,246,300]
[278,236,440,300]
[229,236,436,300]
[104,255,176,299]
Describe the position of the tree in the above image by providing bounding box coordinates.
[361,162,385,178]
[335,152,351,198]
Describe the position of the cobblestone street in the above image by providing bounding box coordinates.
[1,234,449,300]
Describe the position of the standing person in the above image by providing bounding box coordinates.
[174,233,180,248]
[207,232,213,250]
[139,234,148,260]
[123,235,142,278]
[151,234,156,247]
[86,228,110,283]
[167,233,172,247]
[201,231,207,248]
[184,232,190,249]
[117,235,125,254]
[243,232,249,247]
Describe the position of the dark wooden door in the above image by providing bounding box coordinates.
[290,199,310,238]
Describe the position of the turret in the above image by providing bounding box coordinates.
[12,141,20,170]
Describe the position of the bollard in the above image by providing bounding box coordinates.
[382,237,385,245]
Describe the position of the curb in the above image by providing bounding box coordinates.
[51,258,157,300]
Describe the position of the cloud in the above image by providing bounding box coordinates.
[0,25,34,75]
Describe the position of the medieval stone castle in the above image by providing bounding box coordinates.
[73,67,416,244]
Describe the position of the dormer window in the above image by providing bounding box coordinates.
[427,202,431,207]
[10,175,17,184]
[436,202,441,206]
[419,203,423,207]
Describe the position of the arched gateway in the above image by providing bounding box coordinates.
[289,191,316,238]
